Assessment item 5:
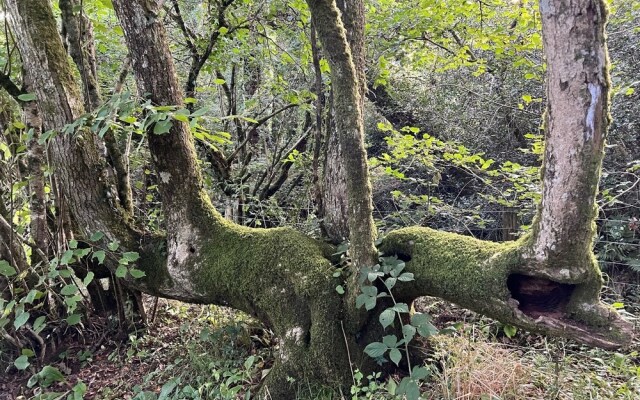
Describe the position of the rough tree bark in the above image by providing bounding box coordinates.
[318,0,377,271]
[4,0,632,398]
[310,0,378,297]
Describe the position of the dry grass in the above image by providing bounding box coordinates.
[430,334,541,400]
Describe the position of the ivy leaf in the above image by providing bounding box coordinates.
[0,260,17,277]
[115,265,127,278]
[60,250,74,265]
[122,252,140,262]
[37,365,66,386]
[129,269,146,279]
[90,231,104,241]
[83,272,95,286]
[93,250,106,264]
[61,284,78,296]
[14,355,30,370]
[67,314,82,325]
[379,309,395,329]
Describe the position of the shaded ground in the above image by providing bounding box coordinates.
[2,272,639,399]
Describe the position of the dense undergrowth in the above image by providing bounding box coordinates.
[4,281,638,400]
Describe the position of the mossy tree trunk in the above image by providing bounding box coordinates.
[314,0,378,271]
[4,0,632,398]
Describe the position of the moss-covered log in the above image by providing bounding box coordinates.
[380,227,632,349]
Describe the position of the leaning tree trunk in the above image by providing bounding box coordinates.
[380,0,632,348]
[59,0,141,318]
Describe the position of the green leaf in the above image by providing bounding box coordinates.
[213,78,226,85]
[14,355,30,370]
[83,272,95,286]
[363,341,388,358]
[68,239,78,249]
[21,348,35,357]
[122,252,140,262]
[410,313,431,327]
[60,250,74,265]
[402,324,417,342]
[391,303,409,313]
[61,284,78,296]
[115,265,127,278]
[0,142,11,160]
[173,114,189,123]
[158,378,179,400]
[417,321,438,337]
[389,348,402,366]
[503,324,517,338]
[14,311,30,329]
[119,115,137,124]
[355,293,368,309]
[411,366,430,380]
[364,297,377,311]
[397,378,420,400]
[18,93,37,102]
[244,355,255,370]
[397,272,414,282]
[335,285,345,294]
[90,231,104,241]
[153,119,173,135]
[93,250,106,264]
[23,290,39,304]
[38,365,65,386]
[361,285,378,297]
[66,314,82,325]
[33,316,46,333]
[384,277,397,290]
[0,260,17,277]
[129,269,146,279]
[379,309,395,329]
[191,107,209,117]
[108,242,119,251]
[382,334,398,347]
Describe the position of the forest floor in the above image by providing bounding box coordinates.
[3,269,640,400]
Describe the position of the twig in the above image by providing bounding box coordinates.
[340,320,356,386]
